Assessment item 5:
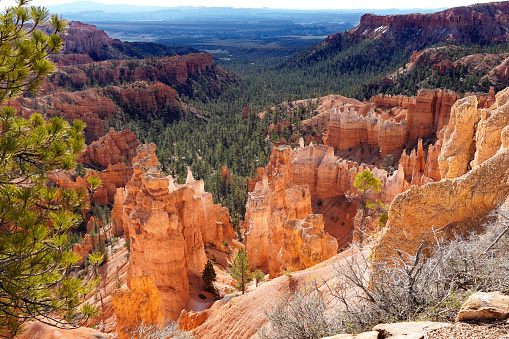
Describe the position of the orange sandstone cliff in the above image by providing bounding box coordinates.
[323,89,459,156]
[373,87,509,263]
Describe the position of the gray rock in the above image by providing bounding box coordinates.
[322,331,379,339]
[457,291,509,322]
[372,321,451,339]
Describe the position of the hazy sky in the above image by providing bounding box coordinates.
[1,0,499,10]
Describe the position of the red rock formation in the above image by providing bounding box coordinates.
[244,144,411,277]
[49,52,218,92]
[438,96,479,179]
[373,86,509,263]
[52,53,94,66]
[112,273,163,339]
[348,2,509,47]
[178,310,208,331]
[111,188,126,237]
[56,21,132,62]
[48,129,138,207]
[123,144,235,320]
[408,89,459,141]
[471,87,509,168]
[79,128,140,168]
[104,81,179,119]
[324,89,458,157]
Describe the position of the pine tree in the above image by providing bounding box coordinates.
[230,248,253,294]
[0,0,98,334]
[202,259,217,294]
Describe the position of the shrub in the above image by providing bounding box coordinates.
[128,321,193,339]
[258,291,343,339]
[260,208,509,336]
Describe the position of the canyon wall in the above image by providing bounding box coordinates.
[80,128,140,168]
[245,143,415,277]
[49,129,137,206]
[348,2,509,47]
[122,144,235,320]
[324,89,459,156]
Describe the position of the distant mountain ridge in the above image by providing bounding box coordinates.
[47,1,443,23]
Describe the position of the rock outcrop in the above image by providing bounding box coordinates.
[58,21,129,62]
[372,322,452,338]
[79,128,140,168]
[438,96,479,179]
[348,2,509,47]
[112,273,163,339]
[471,87,509,168]
[373,88,509,263]
[245,144,400,276]
[123,144,235,320]
[324,89,459,157]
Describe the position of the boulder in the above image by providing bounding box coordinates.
[457,291,509,322]
[178,310,208,331]
[322,332,379,339]
[372,322,451,339]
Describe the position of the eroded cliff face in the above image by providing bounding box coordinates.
[244,167,337,277]
[123,144,235,320]
[245,144,399,277]
[323,89,459,157]
[112,274,163,339]
[80,128,140,169]
[373,87,509,263]
[12,81,182,142]
[438,96,479,179]
[348,2,509,47]
[49,128,137,206]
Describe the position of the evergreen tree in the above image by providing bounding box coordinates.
[202,259,217,294]
[0,0,98,334]
[230,248,253,294]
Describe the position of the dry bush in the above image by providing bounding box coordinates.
[332,207,509,332]
[258,291,343,339]
[128,321,193,339]
[260,208,509,337]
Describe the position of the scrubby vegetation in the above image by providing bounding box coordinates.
[260,209,509,338]
[128,321,194,339]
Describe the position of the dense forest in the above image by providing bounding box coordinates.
[109,32,509,222]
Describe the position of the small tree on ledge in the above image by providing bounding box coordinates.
[348,170,388,244]
[230,248,253,294]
